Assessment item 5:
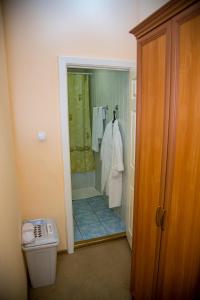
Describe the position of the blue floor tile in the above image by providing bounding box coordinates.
[95,208,120,221]
[74,226,83,242]
[88,196,107,205]
[73,204,93,216]
[101,219,126,234]
[73,195,126,242]
[88,198,108,211]
[75,213,99,226]
[72,198,89,206]
[78,223,107,240]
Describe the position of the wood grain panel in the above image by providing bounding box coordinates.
[157,7,200,300]
[131,23,171,300]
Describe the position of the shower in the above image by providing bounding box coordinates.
[67,67,129,246]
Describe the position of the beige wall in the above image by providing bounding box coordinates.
[2,0,169,251]
[2,0,137,250]
[0,5,27,300]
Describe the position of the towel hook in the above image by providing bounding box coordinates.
[112,105,118,123]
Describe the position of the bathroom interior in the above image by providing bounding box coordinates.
[67,67,130,245]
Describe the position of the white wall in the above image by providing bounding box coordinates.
[137,0,169,22]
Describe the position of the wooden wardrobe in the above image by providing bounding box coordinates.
[130,1,200,299]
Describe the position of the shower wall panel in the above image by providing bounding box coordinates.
[71,172,95,190]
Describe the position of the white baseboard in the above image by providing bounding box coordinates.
[72,187,101,200]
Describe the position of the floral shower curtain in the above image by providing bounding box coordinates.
[68,73,95,173]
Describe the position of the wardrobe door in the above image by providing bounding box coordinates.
[131,22,171,300]
[157,3,200,300]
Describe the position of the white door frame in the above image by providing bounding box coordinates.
[58,56,135,254]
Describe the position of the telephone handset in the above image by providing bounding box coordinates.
[22,220,54,245]
[22,222,35,244]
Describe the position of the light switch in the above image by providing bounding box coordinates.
[37,131,47,141]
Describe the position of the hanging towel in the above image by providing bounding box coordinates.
[100,121,113,193]
[92,107,105,152]
[100,120,124,208]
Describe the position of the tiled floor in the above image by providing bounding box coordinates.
[73,196,126,241]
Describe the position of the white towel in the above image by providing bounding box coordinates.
[100,120,124,208]
[92,107,105,152]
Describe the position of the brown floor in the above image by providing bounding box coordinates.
[29,238,132,300]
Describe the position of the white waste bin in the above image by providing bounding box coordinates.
[22,218,59,288]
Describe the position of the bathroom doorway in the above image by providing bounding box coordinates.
[59,57,135,253]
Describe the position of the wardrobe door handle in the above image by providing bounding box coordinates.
[156,206,162,227]
[161,209,167,231]
[156,206,166,229]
